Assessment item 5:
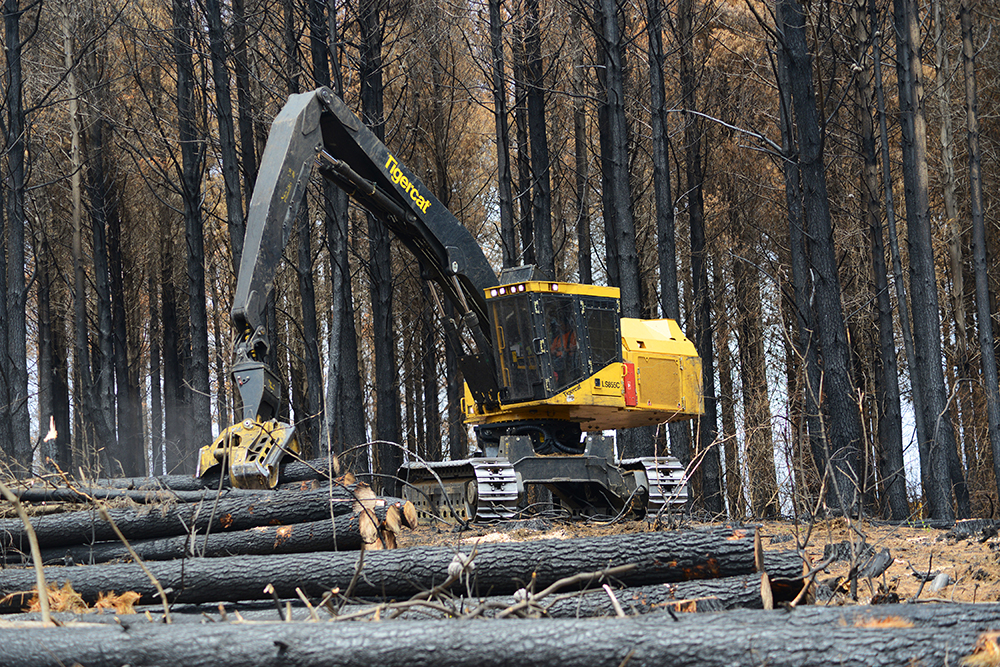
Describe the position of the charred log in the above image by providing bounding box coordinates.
[17,507,399,565]
[0,603,996,666]
[0,527,759,607]
[0,486,380,551]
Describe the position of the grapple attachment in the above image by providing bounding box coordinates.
[197,418,300,489]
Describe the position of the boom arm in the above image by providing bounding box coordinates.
[231,88,501,422]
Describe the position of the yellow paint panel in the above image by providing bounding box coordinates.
[620,318,698,357]
[484,281,620,300]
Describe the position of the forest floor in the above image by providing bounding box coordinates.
[398,516,1000,605]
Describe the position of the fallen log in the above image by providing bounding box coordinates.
[0,603,997,666]
[25,508,399,565]
[9,486,264,505]
[340,568,803,620]
[0,527,759,607]
[547,572,804,616]
[86,456,340,492]
[0,485,380,551]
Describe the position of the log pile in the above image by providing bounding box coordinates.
[0,525,798,608]
[1,478,417,567]
[5,467,987,665]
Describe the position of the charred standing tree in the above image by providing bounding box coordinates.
[82,79,119,468]
[892,0,967,520]
[0,172,8,465]
[316,0,367,457]
[4,0,30,467]
[676,0,721,511]
[854,0,907,520]
[777,0,862,515]
[232,0,257,211]
[570,8,591,284]
[160,220,187,474]
[148,272,163,474]
[961,0,1000,503]
[524,0,554,278]
[69,21,96,471]
[593,0,640,318]
[645,0,689,467]
[36,232,72,472]
[205,0,245,270]
[512,13,534,266]
[359,0,402,489]
[594,0,648,459]
[420,284,441,459]
[775,35,824,507]
[173,0,210,474]
[491,0,517,269]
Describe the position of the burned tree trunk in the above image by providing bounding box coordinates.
[0,603,996,667]
[30,508,401,565]
[0,527,762,606]
[0,486,379,550]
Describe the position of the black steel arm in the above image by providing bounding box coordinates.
[230,88,501,422]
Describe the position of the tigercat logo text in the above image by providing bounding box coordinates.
[385,154,432,213]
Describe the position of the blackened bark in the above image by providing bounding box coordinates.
[524,0,554,278]
[37,233,72,472]
[645,0,690,467]
[594,0,640,318]
[205,0,245,270]
[512,15,534,266]
[445,300,465,460]
[31,511,395,565]
[1,604,998,667]
[714,262,744,519]
[83,106,118,466]
[775,41,824,507]
[3,0,30,467]
[0,527,761,605]
[173,0,210,474]
[232,0,257,211]
[892,0,966,520]
[360,0,401,490]
[490,0,517,269]
[871,0,923,504]
[0,487,375,551]
[778,0,862,515]
[296,190,323,451]
[961,0,1000,505]
[290,69,323,460]
[677,0,720,511]
[318,0,366,457]
[855,2,907,520]
[570,9,591,284]
[107,171,143,475]
[161,225,186,473]
[148,272,163,475]
[0,181,8,463]
[421,285,441,460]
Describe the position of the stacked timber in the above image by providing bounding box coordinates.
[0,526,802,610]
[1,479,418,567]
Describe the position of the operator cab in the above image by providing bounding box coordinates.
[486,281,622,404]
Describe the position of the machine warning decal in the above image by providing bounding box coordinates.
[385,154,432,213]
